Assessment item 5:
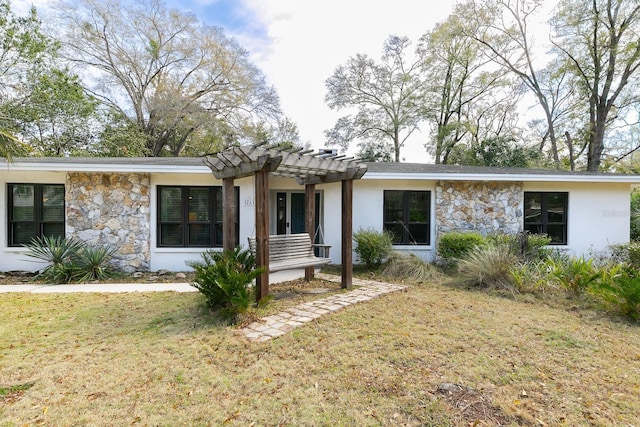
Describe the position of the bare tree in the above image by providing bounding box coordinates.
[552,0,640,171]
[55,0,281,156]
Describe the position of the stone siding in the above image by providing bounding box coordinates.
[435,181,523,240]
[66,173,151,272]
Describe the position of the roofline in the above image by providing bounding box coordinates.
[2,158,639,183]
[0,159,213,174]
[363,171,640,183]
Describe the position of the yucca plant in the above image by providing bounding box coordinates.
[73,244,120,282]
[24,236,85,283]
[25,236,120,284]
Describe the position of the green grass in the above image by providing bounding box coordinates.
[1,280,639,426]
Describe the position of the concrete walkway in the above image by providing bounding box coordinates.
[0,269,307,294]
[241,273,407,342]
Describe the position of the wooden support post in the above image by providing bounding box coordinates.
[255,167,270,302]
[304,183,316,281]
[222,177,235,251]
[341,179,353,289]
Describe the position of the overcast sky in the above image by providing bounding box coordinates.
[15,0,460,161]
[177,0,459,160]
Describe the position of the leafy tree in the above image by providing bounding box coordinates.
[324,36,427,162]
[56,0,282,156]
[6,67,99,156]
[0,0,53,157]
[551,0,640,171]
[448,136,538,167]
[418,8,520,164]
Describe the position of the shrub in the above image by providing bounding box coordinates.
[25,237,120,284]
[590,267,640,320]
[187,247,264,320]
[437,231,485,261]
[381,251,441,283]
[549,256,602,296]
[353,228,393,268]
[608,242,640,271]
[455,243,518,291]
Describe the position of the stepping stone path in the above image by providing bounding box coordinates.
[241,273,407,342]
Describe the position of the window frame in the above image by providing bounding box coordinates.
[7,183,66,247]
[383,190,431,245]
[524,191,568,245]
[156,185,239,248]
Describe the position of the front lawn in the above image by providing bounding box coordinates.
[1,280,639,426]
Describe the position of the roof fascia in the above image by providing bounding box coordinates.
[363,171,640,184]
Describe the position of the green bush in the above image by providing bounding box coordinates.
[437,231,486,261]
[381,251,441,283]
[25,236,119,284]
[454,243,518,291]
[187,247,264,320]
[590,267,640,320]
[353,228,393,268]
[549,256,602,296]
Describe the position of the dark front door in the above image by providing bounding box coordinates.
[291,193,306,234]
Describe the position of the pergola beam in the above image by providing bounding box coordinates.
[204,146,367,300]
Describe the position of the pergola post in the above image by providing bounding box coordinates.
[304,183,316,281]
[222,177,235,251]
[255,166,270,301]
[341,179,353,289]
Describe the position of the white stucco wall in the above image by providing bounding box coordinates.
[523,181,630,256]
[0,166,634,274]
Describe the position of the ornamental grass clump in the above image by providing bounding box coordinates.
[187,247,264,321]
[454,243,518,292]
[381,251,441,283]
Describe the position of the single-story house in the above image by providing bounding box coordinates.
[1,154,638,273]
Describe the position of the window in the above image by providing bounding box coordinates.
[383,190,430,245]
[157,186,239,247]
[8,183,65,246]
[524,192,568,244]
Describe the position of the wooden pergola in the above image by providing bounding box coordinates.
[204,146,368,301]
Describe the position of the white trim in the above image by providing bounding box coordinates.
[1,162,212,174]
[364,171,640,183]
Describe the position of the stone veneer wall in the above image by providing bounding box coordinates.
[435,181,523,241]
[66,173,151,273]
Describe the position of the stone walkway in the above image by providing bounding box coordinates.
[241,273,407,342]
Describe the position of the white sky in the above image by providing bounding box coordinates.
[235,0,459,160]
[14,0,461,161]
